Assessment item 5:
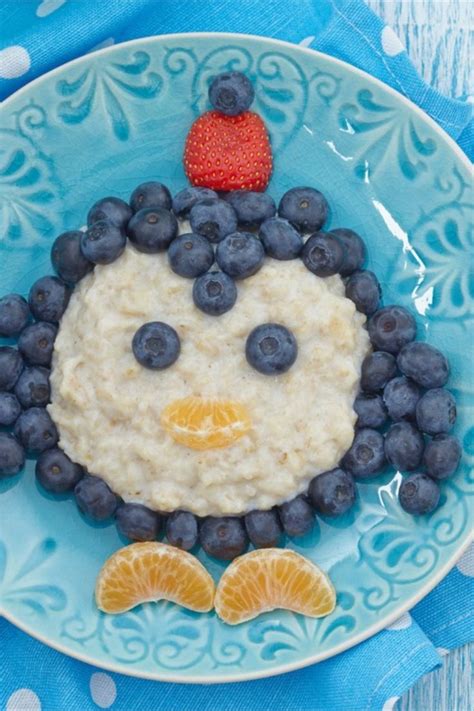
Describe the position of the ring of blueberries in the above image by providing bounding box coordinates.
[0,180,461,561]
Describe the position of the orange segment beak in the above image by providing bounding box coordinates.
[160,396,251,450]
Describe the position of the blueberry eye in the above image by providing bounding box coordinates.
[245,323,298,375]
[132,322,180,370]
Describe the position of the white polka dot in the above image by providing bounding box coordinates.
[437,646,449,656]
[381,26,405,57]
[386,611,412,630]
[456,543,474,577]
[36,0,67,18]
[90,673,117,709]
[382,697,400,711]
[0,46,31,79]
[6,689,41,711]
[299,36,316,48]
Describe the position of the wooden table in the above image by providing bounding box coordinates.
[364,4,472,709]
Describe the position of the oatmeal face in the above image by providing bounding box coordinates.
[49,247,369,516]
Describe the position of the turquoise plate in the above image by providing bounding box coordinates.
[0,34,473,683]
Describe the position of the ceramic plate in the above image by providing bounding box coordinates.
[0,34,472,683]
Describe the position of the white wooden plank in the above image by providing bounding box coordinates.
[365,0,474,97]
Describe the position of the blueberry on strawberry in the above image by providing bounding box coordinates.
[208,71,255,116]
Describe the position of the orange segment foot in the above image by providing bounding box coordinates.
[95,542,215,614]
[215,549,336,625]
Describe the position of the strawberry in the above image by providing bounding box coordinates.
[184,111,273,192]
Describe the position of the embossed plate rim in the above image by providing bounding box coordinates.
[0,32,472,684]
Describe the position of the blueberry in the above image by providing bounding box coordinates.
[301,232,345,277]
[416,388,456,435]
[368,306,416,354]
[345,270,381,315]
[87,196,132,229]
[18,322,57,367]
[397,342,449,389]
[384,422,424,471]
[192,271,237,316]
[342,428,386,479]
[127,207,178,253]
[224,191,276,228]
[208,71,255,115]
[74,474,118,521]
[399,473,440,515]
[0,392,21,427]
[189,199,238,243]
[216,232,265,279]
[0,294,30,337]
[81,220,126,264]
[278,187,329,233]
[360,351,397,392]
[246,323,298,375]
[354,393,387,428]
[35,448,84,493]
[0,347,24,391]
[172,187,218,218]
[14,367,50,408]
[0,432,25,478]
[168,233,214,278]
[116,503,161,541]
[28,276,70,324]
[330,228,366,277]
[259,217,303,260]
[166,510,199,550]
[132,322,180,370]
[200,516,248,560]
[51,231,93,284]
[309,468,356,516]
[423,434,462,480]
[278,495,314,537]
[383,376,420,421]
[14,407,58,454]
[244,509,283,548]
[130,182,172,212]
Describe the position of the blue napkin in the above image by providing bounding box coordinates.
[1,2,473,710]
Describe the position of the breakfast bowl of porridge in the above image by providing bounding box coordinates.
[0,34,472,682]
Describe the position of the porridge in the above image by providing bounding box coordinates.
[49,245,368,516]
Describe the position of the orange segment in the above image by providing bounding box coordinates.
[95,542,215,614]
[215,549,336,625]
[161,396,251,450]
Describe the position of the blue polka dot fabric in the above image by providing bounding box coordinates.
[1,2,473,709]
